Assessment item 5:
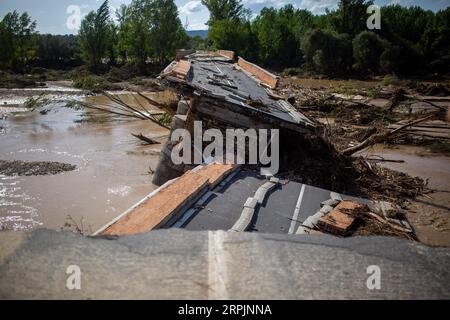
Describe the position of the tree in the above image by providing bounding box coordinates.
[78,0,113,68]
[301,28,352,76]
[208,18,256,59]
[381,5,434,44]
[150,0,188,63]
[252,5,312,68]
[115,4,130,62]
[118,0,150,66]
[331,0,374,37]
[36,34,81,67]
[420,7,450,74]
[0,10,37,70]
[107,22,118,65]
[201,0,249,25]
[352,31,396,75]
[203,0,256,59]
[0,21,15,69]
[116,0,186,66]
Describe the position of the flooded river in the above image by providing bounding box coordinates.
[359,144,450,246]
[0,85,169,233]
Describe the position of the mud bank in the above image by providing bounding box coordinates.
[0,160,76,176]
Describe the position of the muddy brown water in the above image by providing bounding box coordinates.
[359,144,450,246]
[0,89,168,233]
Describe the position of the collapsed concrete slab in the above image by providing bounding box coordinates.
[160,50,316,133]
[152,50,321,186]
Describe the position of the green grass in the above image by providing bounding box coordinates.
[157,113,172,127]
[282,67,304,77]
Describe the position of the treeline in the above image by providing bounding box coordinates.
[203,0,450,77]
[0,0,187,73]
[1,0,449,78]
[79,0,187,71]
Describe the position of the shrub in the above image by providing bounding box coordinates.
[353,31,394,75]
[283,67,303,76]
[381,74,403,86]
[301,28,352,76]
[72,74,118,91]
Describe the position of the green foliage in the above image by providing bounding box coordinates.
[381,74,403,86]
[35,34,81,67]
[72,74,118,91]
[151,0,189,63]
[116,0,187,66]
[419,8,450,74]
[0,10,37,70]
[253,5,314,68]
[157,113,172,127]
[208,19,256,59]
[283,67,303,76]
[201,0,250,24]
[203,0,257,58]
[331,0,374,37]
[25,93,49,110]
[79,0,113,69]
[381,5,434,43]
[301,29,352,76]
[352,31,397,75]
[2,0,450,79]
[187,35,209,50]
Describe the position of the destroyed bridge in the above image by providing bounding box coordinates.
[91,50,413,241]
[2,50,449,300]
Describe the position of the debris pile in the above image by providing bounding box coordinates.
[92,50,447,242]
[278,81,449,154]
[0,160,76,176]
[299,195,415,240]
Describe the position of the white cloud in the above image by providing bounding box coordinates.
[243,0,339,14]
[298,0,339,14]
[242,0,290,12]
[179,0,205,15]
[389,0,414,5]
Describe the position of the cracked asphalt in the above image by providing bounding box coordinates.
[0,229,449,299]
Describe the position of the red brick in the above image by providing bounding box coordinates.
[335,200,367,212]
[318,209,356,236]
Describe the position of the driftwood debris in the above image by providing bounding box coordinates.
[131,133,160,145]
[79,91,171,129]
[342,113,437,156]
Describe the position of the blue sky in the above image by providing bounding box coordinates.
[0,0,449,34]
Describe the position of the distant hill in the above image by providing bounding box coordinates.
[186,30,208,39]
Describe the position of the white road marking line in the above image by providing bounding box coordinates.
[288,184,306,234]
[208,231,229,299]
